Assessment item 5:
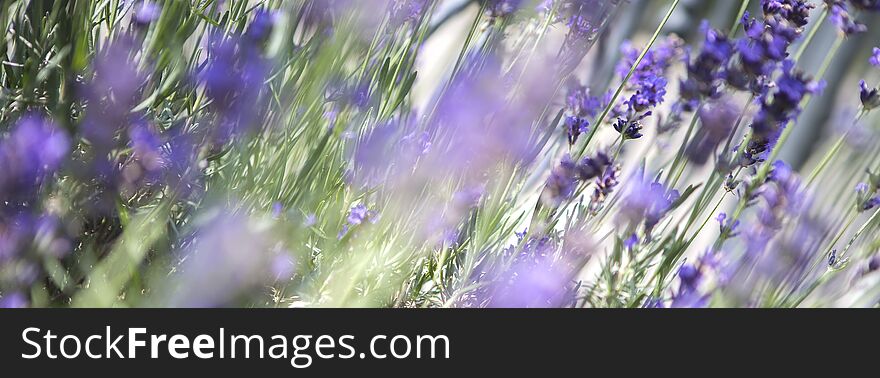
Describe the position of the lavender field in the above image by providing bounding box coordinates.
[2,0,880,308]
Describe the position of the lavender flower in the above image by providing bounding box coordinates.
[671,263,709,308]
[728,1,814,95]
[0,115,70,211]
[557,0,625,76]
[541,152,612,206]
[871,47,880,67]
[679,22,734,110]
[563,85,602,145]
[741,61,820,166]
[133,0,161,26]
[485,0,523,18]
[855,170,880,211]
[848,0,880,11]
[685,97,739,165]
[388,0,431,26]
[609,37,681,140]
[199,34,269,144]
[860,80,880,110]
[826,1,867,36]
[616,176,680,237]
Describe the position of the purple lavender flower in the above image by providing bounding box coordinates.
[827,1,867,36]
[388,0,430,26]
[860,80,880,110]
[542,155,581,206]
[685,97,739,164]
[0,292,28,308]
[671,263,709,307]
[133,0,161,26]
[542,152,612,206]
[0,115,70,210]
[608,38,681,140]
[848,0,880,11]
[741,61,819,166]
[338,204,379,239]
[616,176,680,237]
[485,0,523,18]
[563,85,602,145]
[165,211,281,307]
[679,22,734,110]
[727,1,815,95]
[871,47,880,67]
[485,233,594,308]
[564,116,589,146]
[557,0,625,76]
[199,34,269,144]
[246,9,279,42]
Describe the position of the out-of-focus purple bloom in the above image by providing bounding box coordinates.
[0,292,28,308]
[485,232,595,308]
[542,152,612,206]
[0,115,69,210]
[485,0,523,18]
[133,0,161,25]
[827,1,867,35]
[717,212,741,236]
[246,9,279,42]
[165,211,285,307]
[338,204,379,239]
[685,97,739,165]
[543,155,580,206]
[870,47,880,67]
[388,0,431,26]
[623,234,639,249]
[670,263,709,307]
[557,0,625,76]
[616,175,680,237]
[848,0,880,11]
[679,22,734,110]
[856,173,880,211]
[199,34,269,145]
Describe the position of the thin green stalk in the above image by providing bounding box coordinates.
[806,109,866,186]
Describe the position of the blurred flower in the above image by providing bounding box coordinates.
[485,0,522,18]
[388,0,431,26]
[557,0,625,76]
[0,115,70,212]
[616,175,680,237]
[685,97,739,165]
[871,47,880,67]
[679,22,734,110]
[133,0,161,25]
[671,263,709,307]
[0,291,28,308]
[826,0,867,35]
[848,0,880,12]
[199,34,269,144]
[165,211,284,307]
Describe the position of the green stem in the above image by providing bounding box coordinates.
[806,109,866,186]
